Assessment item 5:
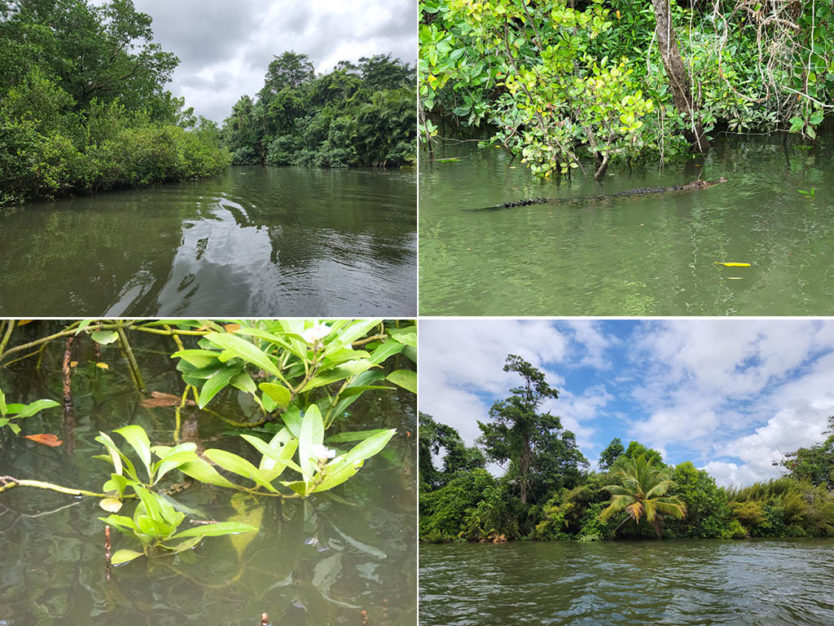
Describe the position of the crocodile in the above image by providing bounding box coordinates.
[465,177,728,212]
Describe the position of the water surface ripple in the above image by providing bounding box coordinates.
[420,135,834,315]
[0,166,416,316]
[420,541,834,625]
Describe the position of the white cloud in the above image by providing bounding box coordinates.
[418,319,571,445]
[95,0,417,121]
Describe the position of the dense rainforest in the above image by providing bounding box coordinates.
[0,0,230,207]
[419,0,834,178]
[420,355,834,542]
[221,51,416,168]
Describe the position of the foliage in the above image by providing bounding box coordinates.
[0,389,59,435]
[0,318,415,566]
[419,412,485,490]
[0,0,230,206]
[222,52,416,168]
[598,437,624,470]
[419,468,497,542]
[420,0,834,178]
[477,354,587,505]
[600,454,687,538]
[777,416,834,488]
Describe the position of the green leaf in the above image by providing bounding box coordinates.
[204,333,282,378]
[281,406,303,438]
[170,521,258,540]
[197,365,240,408]
[369,339,404,365]
[259,382,292,407]
[203,448,278,492]
[153,446,200,483]
[388,326,417,347]
[231,371,257,394]
[111,549,144,565]
[386,370,417,394]
[96,432,123,476]
[0,390,6,417]
[9,399,59,418]
[326,428,394,443]
[344,429,396,465]
[91,330,119,345]
[241,433,300,480]
[171,349,220,369]
[298,405,325,481]
[304,361,374,391]
[115,425,153,481]
[161,536,203,554]
[177,458,238,489]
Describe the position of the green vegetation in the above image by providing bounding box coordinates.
[0,390,59,434]
[222,51,416,168]
[0,0,230,207]
[420,0,833,178]
[420,355,834,542]
[0,318,416,565]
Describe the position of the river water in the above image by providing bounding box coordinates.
[0,166,416,317]
[420,135,834,315]
[420,540,834,624]
[0,328,416,624]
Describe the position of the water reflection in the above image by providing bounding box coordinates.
[0,166,416,316]
[420,134,834,315]
[0,333,416,624]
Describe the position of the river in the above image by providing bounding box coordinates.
[0,166,416,317]
[0,328,416,624]
[419,135,834,315]
[420,540,834,624]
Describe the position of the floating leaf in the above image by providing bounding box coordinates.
[714,262,751,268]
[23,433,63,447]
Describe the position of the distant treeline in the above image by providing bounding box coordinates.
[420,356,834,543]
[221,51,415,168]
[0,0,230,207]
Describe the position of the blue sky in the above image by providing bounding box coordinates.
[418,319,834,487]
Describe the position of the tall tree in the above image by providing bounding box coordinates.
[478,355,586,504]
[599,437,625,471]
[777,416,834,488]
[419,412,485,490]
[260,51,315,99]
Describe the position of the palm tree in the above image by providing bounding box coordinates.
[600,454,686,538]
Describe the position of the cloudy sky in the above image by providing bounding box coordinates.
[419,319,834,487]
[104,0,416,122]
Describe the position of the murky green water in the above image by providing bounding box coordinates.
[419,135,834,315]
[420,540,834,624]
[0,166,416,317]
[0,329,416,624]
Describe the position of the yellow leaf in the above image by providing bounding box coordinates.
[96,362,110,370]
[99,497,123,513]
[70,361,78,368]
[714,262,751,268]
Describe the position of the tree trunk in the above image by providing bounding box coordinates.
[520,432,531,504]
[651,0,709,154]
